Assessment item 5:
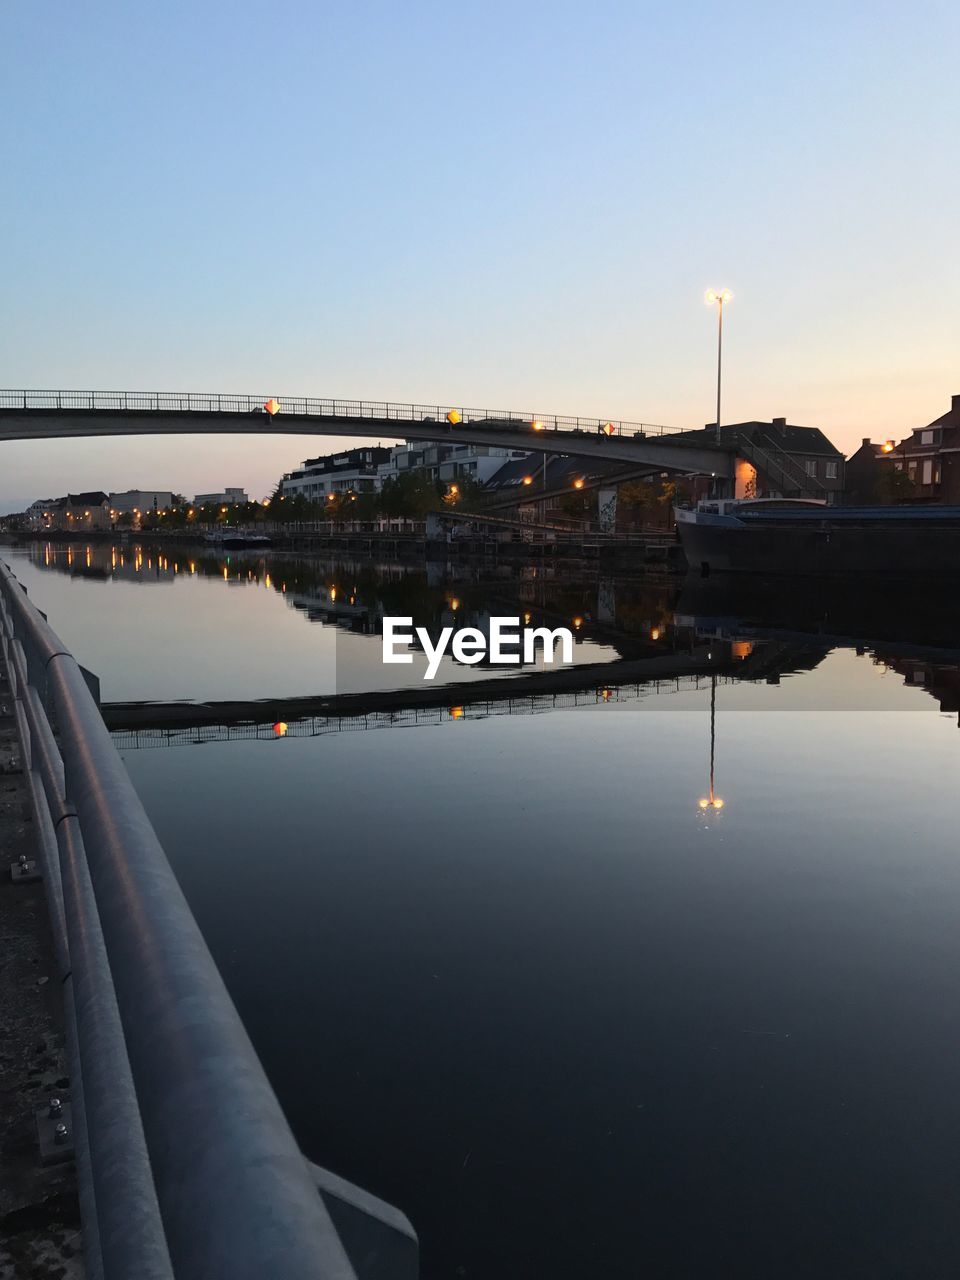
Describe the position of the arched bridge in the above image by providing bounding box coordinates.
[0,389,734,477]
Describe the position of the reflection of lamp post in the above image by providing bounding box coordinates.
[698,674,725,811]
[705,289,732,445]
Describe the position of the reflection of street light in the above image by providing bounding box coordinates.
[573,477,585,490]
[705,289,732,445]
[698,675,725,811]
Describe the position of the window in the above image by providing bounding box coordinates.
[825,460,839,480]
[922,460,933,485]
[804,459,817,478]
[921,430,934,444]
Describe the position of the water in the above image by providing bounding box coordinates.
[7,537,960,1278]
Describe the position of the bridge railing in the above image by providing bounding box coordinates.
[0,556,417,1280]
[0,388,684,438]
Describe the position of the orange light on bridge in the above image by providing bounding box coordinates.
[446,409,462,425]
[603,422,615,436]
[449,706,464,720]
[531,420,545,432]
[273,721,288,737]
[264,398,281,416]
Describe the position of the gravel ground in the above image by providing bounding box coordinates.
[0,657,83,1279]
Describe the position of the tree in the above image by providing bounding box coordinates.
[379,472,441,518]
[876,466,916,505]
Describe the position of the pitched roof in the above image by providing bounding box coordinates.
[67,491,110,506]
[673,421,843,457]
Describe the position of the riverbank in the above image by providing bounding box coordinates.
[8,526,686,571]
[0,656,82,1276]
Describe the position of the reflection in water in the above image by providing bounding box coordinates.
[9,539,960,1277]
[698,675,725,812]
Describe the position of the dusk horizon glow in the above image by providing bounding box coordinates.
[4,0,958,509]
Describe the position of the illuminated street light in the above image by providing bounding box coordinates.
[882,441,895,453]
[531,420,545,432]
[522,475,533,486]
[705,289,733,445]
[573,477,585,490]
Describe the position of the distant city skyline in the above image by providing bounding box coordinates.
[4,0,958,510]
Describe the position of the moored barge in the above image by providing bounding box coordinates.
[675,499,960,575]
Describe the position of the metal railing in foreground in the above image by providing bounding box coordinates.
[0,556,417,1280]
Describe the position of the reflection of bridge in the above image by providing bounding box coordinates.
[111,674,737,749]
[102,630,811,735]
[0,389,734,477]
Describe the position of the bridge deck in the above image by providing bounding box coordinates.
[0,390,735,476]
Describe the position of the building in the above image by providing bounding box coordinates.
[25,498,64,531]
[844,395,960,505]
[281,447,392,501]
[882,394,960,503]
[843,439,894,505]
[110,489,174,515]
[26,493,112,531]
[279,443,530,502]
[193,488,249,507]
[673,418,845,501]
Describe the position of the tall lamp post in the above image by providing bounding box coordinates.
[705,289,732,445]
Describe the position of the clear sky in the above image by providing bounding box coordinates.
[3,0,958,510]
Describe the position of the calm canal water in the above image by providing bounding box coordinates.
[6,537,960,1279]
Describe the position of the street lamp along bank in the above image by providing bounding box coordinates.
[705,289,732,446]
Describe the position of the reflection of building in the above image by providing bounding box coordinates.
[194,487,248,506]
[883,657,960,724]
